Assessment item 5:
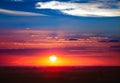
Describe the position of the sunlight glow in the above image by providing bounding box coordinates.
[49,55,57,62]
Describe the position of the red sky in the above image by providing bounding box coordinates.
[0,29,120,66]
[0,51,120,66]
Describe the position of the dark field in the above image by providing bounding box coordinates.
[0,66,120,83]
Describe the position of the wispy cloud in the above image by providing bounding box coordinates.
[36,1,120,17]
[11,0,23,2]
[0,8,47,16]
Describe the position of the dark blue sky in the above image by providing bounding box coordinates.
[0,0,120,33]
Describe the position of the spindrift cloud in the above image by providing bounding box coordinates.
[36,0,120,17]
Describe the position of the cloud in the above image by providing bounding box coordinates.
[0,8,47,16]
[36,1,120,17]
[11,0,23,2]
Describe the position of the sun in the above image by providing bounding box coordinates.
[49,55,57,62]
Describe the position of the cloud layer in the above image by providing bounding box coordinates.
[0,8,47,16]
[36,1,120,17]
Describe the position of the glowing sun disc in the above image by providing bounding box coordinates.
[49,55,57,62]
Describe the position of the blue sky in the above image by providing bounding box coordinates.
[0,0,120,33]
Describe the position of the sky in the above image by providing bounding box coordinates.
[0,0,120,33]
[0,0,120,66]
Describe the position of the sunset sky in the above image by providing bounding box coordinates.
[0,0,120,66]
